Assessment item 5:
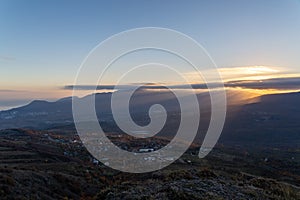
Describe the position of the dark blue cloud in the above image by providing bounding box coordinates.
[64,77,300,91]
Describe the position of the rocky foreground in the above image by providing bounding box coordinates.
[0,129,299,199]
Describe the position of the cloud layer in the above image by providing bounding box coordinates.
[64,77,300,91]
[226,77,300,90]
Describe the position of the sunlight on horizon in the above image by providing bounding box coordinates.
[185,65,298,82]
[1,65,299,110]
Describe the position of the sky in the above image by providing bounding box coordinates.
[1,0,300,110]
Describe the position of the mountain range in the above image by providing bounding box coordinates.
[0,90,299,149]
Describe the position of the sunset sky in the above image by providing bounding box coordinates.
[1,0,300,110]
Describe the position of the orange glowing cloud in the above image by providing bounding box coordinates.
[184,65,300,83]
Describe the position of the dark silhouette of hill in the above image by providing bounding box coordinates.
[0,90,299,149]
[220,92,300,148]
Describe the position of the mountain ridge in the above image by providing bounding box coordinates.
[0,91,299,149]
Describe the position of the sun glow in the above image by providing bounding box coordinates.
[182,65,300,103]
[183,65,284,83]
[243,66,279,74]
[218,65,281,81]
